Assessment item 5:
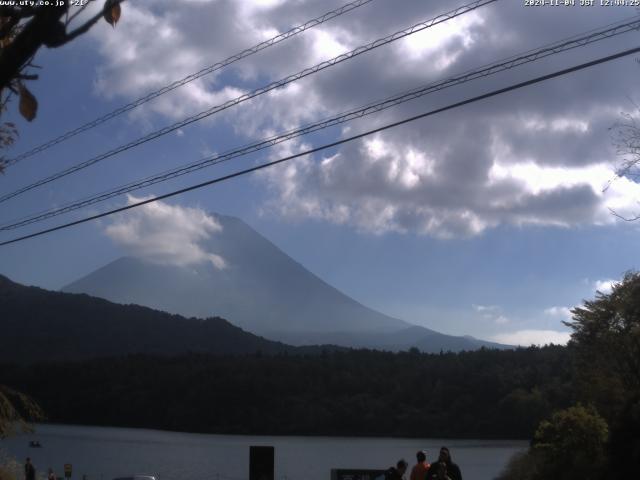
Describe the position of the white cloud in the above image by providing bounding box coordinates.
[492,329,571,347]
[544,306,573,321]
[594,278,617,294]
[488,161,640,225]
[401,10,484,68]
[472,304,508,325]
[105,195,226,269]
[473,304,499,313]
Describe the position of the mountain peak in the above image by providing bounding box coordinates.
[64,216,409,338]
[61,215,508,352]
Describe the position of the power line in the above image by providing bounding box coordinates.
[2,44,638,247]
[0,0,498,205]
[2,0,377,167]
[2,15,639,231]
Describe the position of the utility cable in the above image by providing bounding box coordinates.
[0,0,498,204]
[1,44,638,247]
[2,0,378,167]
[2,14,638,231]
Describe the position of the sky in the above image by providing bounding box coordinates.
[1,0,640,346]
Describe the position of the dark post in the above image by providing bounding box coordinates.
[249,446,274,480]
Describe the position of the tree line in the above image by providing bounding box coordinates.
[1,345,572,439]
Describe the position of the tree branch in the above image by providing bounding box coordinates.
[61,0,125,45]
[0,15,20,40]
[16,73,38,81]
[0,7,36,19]
[0,4,68,90]
[65,2,91,27]
[61,8,106,44]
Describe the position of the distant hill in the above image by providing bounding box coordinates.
[276,326,509,353]
[63,213,509,352]
[0,274,328,363]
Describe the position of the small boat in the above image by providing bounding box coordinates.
[28,441,42,448]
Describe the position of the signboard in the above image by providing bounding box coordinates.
[331,469,386,480]
[64,464,72,479]
[249,446,274,480]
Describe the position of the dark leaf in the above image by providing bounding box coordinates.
[103,0,121,27]
[18,84,37,122]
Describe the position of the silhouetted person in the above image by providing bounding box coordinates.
[410,450,430,480]
[48,468,56,480]
[386,459,408,480]
[432,463,451,480]
[426,447,461,480]
[24,458,35,480]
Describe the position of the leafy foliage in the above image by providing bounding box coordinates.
[499,405,609,480]
[0,346,572,439]
[501,273,640,479]
[0,1,125,171]
[532,405,608,480]
[103,1,122,27]
[566,271,640,418]
[0,385,44,438]
[17,84,37,122]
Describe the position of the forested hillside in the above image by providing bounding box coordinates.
[0,346,571,439]
[0,274,320,362]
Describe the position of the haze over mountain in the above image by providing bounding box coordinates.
[64,213,508,352]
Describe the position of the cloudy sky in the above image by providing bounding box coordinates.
[1,0,640,345]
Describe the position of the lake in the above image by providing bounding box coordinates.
[0,425,526,480]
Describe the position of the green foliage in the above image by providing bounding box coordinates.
[567,271,640,416]
[532,404,608,479]
[496,450,542,480]
[0,346,572,439]
[563,271,640,477]
[499,405,608,480]
[0,385,44,438]
[501,273,640,480]
[498,388,551,435]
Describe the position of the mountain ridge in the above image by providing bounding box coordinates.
[64,213,410,334]
[0,274,337,363]
[62,213,509,352]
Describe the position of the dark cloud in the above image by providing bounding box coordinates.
[89,0,640,236]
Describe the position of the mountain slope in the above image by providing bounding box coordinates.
[64,214,409,337]
[0,274,320,363]
[62,213,509,352]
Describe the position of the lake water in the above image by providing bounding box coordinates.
[0,425,526,480]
